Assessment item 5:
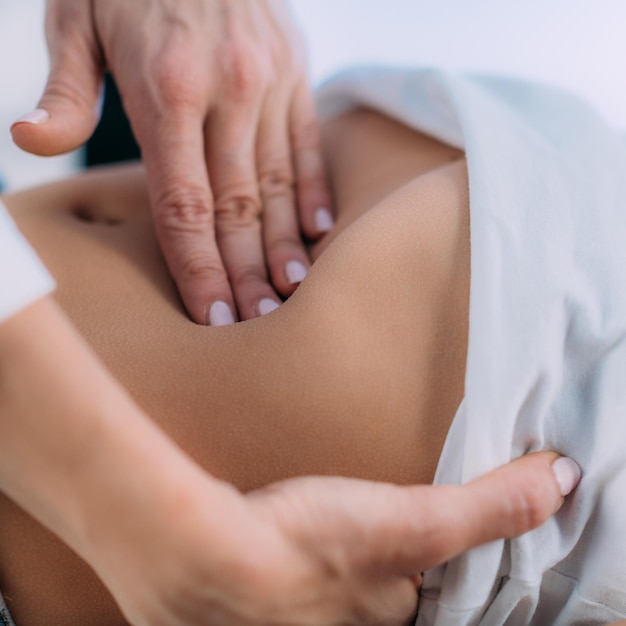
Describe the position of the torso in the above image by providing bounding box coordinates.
[0,108,469,624]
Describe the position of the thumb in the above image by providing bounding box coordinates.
[11,5,103,157]
[358,451,581,576]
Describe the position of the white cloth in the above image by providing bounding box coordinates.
[317,68,626,625]
[0,199,55,323]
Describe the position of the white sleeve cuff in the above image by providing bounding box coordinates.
[0,200,56,324]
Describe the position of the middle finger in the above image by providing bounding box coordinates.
[206,97,281,320]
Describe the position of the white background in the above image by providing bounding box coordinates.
[2,0,626,190]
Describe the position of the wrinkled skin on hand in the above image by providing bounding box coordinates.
[88,452,571,626]
[0,301,573,626]
[13,0,333,324]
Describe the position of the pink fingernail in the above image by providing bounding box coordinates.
[13,109,50,126]
[315,207,334,233]
[551,457,581,497]
[258,298,280,316]
[207,301,235,326]
[286,260,308,285]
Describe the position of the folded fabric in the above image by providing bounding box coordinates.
[317,67,626,625]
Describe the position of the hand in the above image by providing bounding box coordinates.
[12,0,332,324]
[87,451,578,626]
[0,302,579,625]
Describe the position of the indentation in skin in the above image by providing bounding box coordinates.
[72,205,121,227]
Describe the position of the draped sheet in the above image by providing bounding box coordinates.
[317,67,626,625]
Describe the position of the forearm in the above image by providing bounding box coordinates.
[0,300,578,626]
[0,296,237,565]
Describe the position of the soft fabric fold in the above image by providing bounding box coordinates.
[317,67,626,625]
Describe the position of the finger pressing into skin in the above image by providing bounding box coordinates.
[11,0,103,156]
[257,93,311,296]
[379,451,580,576]
[206,103,282,320]
[290,79,334,239]
[141,115,237,326]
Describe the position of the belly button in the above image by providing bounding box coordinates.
[72,205,122,227]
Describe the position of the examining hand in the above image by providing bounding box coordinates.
[89,451,578,626]
[0,298,579,625]
[12,0,332,324]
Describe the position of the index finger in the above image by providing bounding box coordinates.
[140,114,237,326]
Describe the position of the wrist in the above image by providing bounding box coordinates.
[0,297,235,561]
[0,296,251,611]
[76,437,249,609]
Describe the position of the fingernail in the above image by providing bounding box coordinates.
[315,207,334,233]
[207,301,235,326]
[551,457,581,497]
[286,260,308,285]
[258,298,280,316]
[13,109,50,126]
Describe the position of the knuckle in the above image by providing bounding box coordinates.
[259,167,295,201]
[230,263,267,290]
[514,475,551,532]
[299,168,328,196]
[153,67,203,112]
[222,45,266,99]
[268,236,304,260]
[292,117,321,151]
[178,254,224,283]
[157,187,213,235]
[151,43,205,111]
[215,193,262,229]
